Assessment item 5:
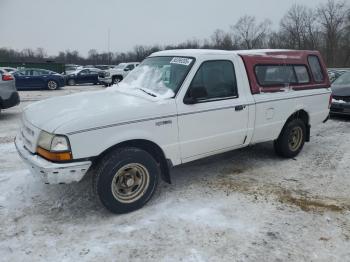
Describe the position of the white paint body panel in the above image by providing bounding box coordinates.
[17,49,331,184]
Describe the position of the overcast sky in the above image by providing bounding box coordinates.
[0,0,329,57]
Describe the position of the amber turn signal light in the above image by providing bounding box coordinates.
[37,147,72,161]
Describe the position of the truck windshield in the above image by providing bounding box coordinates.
[120,56,195,98]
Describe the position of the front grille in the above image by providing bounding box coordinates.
[333,96,350,102]
[20,117,40,153]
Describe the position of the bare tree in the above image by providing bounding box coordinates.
[280,4,306,49]
[210,29,235,50]
[317,0,348,66]
[35,47,47,59]
[231,15,271,49]
[279,4,321,50]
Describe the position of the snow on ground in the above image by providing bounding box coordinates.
[0,85,350,261]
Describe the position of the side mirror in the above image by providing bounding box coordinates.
[184,86,207,104]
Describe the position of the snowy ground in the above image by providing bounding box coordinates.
[0,85,350,261]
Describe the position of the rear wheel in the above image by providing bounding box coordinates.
[274,119,306,158]
[47,80,58,90]
[93,147,160,214]
[67,79,76,86]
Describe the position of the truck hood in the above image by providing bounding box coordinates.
[109,68,123,73]
[23,89,177,134]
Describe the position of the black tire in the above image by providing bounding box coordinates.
[112,76,123,85]
[67,79,76,86]
[93,147,160,214]
[274,119,306,158]
[47,80,58,90]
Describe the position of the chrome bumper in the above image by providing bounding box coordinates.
[15,135,92,184]
[98,76,112,84]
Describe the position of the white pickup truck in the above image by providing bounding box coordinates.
[15,49,331,214]
[98,62,140,86]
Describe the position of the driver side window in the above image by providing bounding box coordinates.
[188,60,238,101]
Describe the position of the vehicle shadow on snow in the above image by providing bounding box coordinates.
[30,173,111,222]
[330,114,350,122]
[0,111,19,121]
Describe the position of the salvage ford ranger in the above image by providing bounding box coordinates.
[15,49,331,214]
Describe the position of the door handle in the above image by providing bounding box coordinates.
[235,105,245,111]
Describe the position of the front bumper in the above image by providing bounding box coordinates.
[15,135,92,184]
[98,76,112,85]
[330,101,350,115]
[1,91,20,109]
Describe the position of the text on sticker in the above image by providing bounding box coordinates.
[170,57,193,66]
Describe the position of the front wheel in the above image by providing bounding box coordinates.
[112,76,122,85]
[93,147,160,214]
[274,119,306,158]
[47,80,58,90]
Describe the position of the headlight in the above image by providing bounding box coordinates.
[37,131,54,150]
[37,131,72,161]
[105,72,110,77]
[51,135,70,152]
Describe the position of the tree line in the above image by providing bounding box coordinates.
[1,0,349,67]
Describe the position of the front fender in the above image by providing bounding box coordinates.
[67,117,181,166]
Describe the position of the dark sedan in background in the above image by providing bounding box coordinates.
[65,68,101,86]
[330,72,350,116]
[14,68,65,90]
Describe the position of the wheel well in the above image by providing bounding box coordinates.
[284,110,310,142]
[95,139,171,184]
[113,75,123,80]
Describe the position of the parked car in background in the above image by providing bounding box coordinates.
[0,67,17,74]
[98,62,139,86]
[328,68,349,82]
[65,68,102,86]
[65,64,83,75]
[0,69,20,114]
[330,71,350,116]
[13,69,65,90]
[15,49,331,214]
[95,65,115,70]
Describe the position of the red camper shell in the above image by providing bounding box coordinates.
[238,50,331,94]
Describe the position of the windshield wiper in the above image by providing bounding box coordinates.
[138,88,157,97]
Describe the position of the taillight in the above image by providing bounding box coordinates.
[329,94,332,109]
[2,74,14,81]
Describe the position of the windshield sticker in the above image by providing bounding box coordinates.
[170,57,193,66]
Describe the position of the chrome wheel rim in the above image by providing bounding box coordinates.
[113,78,121,84]
[48,81,57,90]
[288,126,303,151]
[111,163,150,203]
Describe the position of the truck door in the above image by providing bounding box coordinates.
[176,59,249,161]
